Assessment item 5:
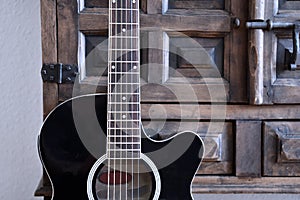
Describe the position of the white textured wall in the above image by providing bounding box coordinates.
[0,0,299,200]
[0,0,43,199]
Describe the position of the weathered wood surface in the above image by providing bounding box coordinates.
[261,1,300,104]
[35,175,300,196]
[79,9,231,33]
[278,1,300,10]
[248,0,265,105]
[143,121,233,175]
[264,122,300,176]
[41,0,58,117]
[57,0,78,101]
[168,0,224,10]
[236,121,261,177]
[228,0,248,103]
[141,104,300,120]
[40,0,58,195]
[273,81,300,103]
[193,176,300,193]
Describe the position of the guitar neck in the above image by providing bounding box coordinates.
[107,0,141,158]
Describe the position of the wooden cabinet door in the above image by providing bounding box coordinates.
[52,0,248,104]
[39,0,246,197]
[249,0,300,104]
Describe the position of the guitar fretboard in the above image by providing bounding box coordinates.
[107,0,141,159]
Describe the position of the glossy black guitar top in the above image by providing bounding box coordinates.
[39,94,203,200]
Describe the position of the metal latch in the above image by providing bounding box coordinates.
[246,19,300,70]
[41,63,78,84]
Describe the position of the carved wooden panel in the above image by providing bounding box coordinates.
[85,0,108,8]
[264,122,300,176]
[255,1,300,104]
[169,36,224,78]
[276,36,300,79]
[85,35,108,76]
[76,0,248,103]
[168,0,225,9]
[143,121,233,175]
[236,121,261,177]
[279,0,300,10]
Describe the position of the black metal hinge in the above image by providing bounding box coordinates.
[41,63,78,84]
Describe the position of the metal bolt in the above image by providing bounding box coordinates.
[66,77,72,82]
[49,64,55,70]
[66,65,72,71]
[42,70,47,75]
[233,18,240,28]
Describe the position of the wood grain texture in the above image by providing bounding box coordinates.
[41,0,58,117]
[264,122,300,176]
[143,121,233,175]
[248,0,265,105]
[35,176,300,196]
[228,0,248,103]
[261,1,300,104]
[57,0,78,100]
[40,0,58,194]
[141,104,300,120]
[147,0,162,14]
[79,9,231,33]
[236,121,261,177]
[193,176,300,193]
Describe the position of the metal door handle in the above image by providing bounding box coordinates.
[246,19,300,70]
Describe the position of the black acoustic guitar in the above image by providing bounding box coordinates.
[38,0,204,199]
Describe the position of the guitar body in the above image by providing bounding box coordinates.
[39,94,203,200]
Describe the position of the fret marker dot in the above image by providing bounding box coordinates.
[122,115,126,119]
[133,65,137,70]
[122,96,127,101]
[112,65,115,70]
[122,28,126,32]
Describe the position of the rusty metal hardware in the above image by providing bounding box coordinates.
[233,18,240,29]
[246,19,300,70]
[41,63,78,84]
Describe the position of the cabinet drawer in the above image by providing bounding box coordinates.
[142,121,233,175]
[263,122,300,176]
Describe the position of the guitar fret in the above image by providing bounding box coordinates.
[110,36,139,38]
[107,152,141,159]
[109,72,139,75]
[107,0,141,160]
[109,83,139,85]
[108,111,140,113]
[110,22,139,25]
[108,128,140,130]
[111,48,138,50]
[109,142,140,145]
[108,119,139,122]
[108,149,140,152]
[110,8,139,11]
[109,61,139,63]
[108,102,139,104]
[107,135,140,138]
[109,92,139,94]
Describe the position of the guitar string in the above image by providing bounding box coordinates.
[131,0,134,199]
[114,0,118,199]
[125,0,128,199]
[136,0,140,197]
[117,0,123,197]
[107,0,112,199]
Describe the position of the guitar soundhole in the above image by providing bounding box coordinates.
[94,159,154,200]
[99,171,132,185]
